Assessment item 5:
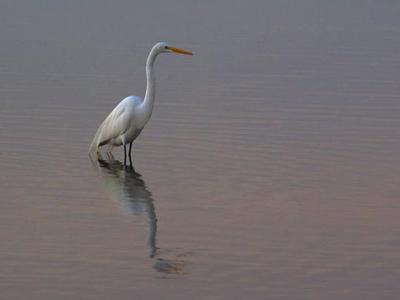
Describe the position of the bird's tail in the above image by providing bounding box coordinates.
[88,139,98,155]
[89,109,116,155]
[88,124,102,154]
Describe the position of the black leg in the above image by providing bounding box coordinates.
[128,142,133,167]
[124,144,127,166]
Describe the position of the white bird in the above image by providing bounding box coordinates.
[89,42,193,165]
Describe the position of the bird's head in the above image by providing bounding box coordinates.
[154,42,193,56]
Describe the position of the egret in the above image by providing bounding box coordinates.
[89,42,193,165]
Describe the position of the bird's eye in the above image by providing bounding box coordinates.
[165,46,169,50]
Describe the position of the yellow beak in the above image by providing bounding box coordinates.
[168,46,193,56]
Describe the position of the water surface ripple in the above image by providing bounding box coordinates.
[1,1,400,299]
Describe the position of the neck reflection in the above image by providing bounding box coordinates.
[93,155,158,258]
[91,154,189,275]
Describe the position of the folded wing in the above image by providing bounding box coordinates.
[89,98,134,153]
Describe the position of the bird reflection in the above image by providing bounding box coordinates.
[93,154,158,257]
[91,154,189,275]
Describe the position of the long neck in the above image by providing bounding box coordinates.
[142,49,157,117]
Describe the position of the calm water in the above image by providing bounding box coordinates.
[1,1,400,299]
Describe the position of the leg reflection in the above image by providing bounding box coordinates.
[91,155,189,274]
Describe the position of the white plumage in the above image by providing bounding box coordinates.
[90,96,143,151]
[89,42,193,164]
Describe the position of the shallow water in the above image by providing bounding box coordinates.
[1,1,400,299]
